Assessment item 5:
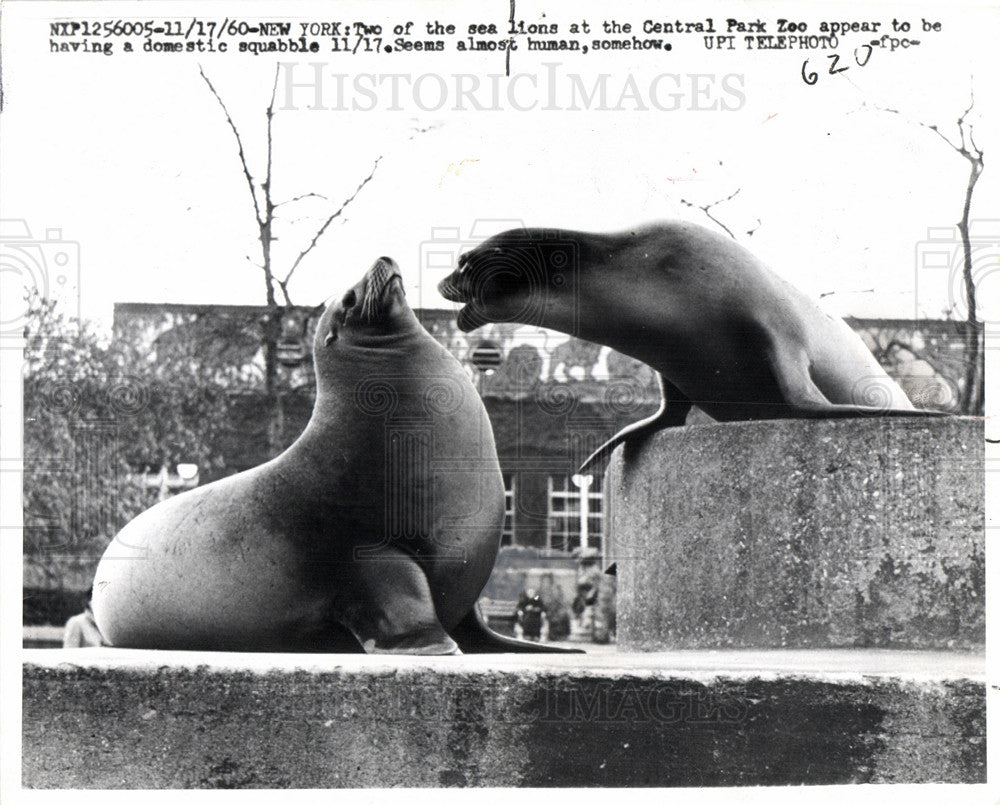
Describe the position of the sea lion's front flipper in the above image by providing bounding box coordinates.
[578,374,692,475]
[451,604,585,653]
[344,549,460,655]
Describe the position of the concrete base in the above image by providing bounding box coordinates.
[23,649,985,787]
[607,418,984,650]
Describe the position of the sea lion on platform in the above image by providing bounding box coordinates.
[438,222,940,472]
[92,257,577,654]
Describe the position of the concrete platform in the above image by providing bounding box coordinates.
[607,418,984,650]
[23,648,985,788]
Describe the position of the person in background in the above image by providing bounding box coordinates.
[516,587,546,642]
[63,600,106,648]
[539,572,571,642]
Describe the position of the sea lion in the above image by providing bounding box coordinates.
[92,257,577,654]
[438,222,942,472]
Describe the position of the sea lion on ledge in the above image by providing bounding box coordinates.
[93,257,577,654]
[438,222,943,471]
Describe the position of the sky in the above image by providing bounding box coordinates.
[2,0,998,335]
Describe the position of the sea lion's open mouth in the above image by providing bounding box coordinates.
[439,250,475,304]
[438,278,478,331]
[439,263,485,332]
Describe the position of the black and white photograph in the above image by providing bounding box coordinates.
[1,0,996,797]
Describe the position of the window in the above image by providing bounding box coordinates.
[502,472,516,545]
[546,474,603,554]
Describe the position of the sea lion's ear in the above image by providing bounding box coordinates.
[324,329,337,346]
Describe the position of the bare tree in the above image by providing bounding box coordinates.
[199,64,382,453]
[876,92,985,414]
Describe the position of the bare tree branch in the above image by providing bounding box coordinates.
[275,192,330,208]
[966,124,980,157]
[869,94,983,163]
[275,278,292,307]
[263,66,279,219]
[958,89,976,138]
[199,65,263,228]
[819,288,874,299]
[282,155,383,288]
[408,120,443,140]
[252,66,282,308]
[679,188,742,239]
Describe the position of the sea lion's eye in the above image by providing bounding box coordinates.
[342,290,357,309]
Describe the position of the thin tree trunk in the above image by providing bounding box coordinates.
[957,159,983,414]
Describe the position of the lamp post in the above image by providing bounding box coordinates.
[571,473,593,550]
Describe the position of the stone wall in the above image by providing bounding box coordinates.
[608,418,985,650]
[22,649,986,787]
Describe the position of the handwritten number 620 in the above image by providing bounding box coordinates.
[802,45,874,85]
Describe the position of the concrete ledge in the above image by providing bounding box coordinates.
[607,418,984,650]
[23,649,985,787]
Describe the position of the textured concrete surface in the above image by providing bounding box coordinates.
[607,418,984,650]
[23,648,985,787]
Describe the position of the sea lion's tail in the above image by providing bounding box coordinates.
[579,404,952,475]
[451,604,584,654]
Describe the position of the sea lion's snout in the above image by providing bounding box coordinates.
[323,258,406,346]
[440,245,532,332]
[437,276,464,303]
[353,256,404,324]
[439,249,510,332]
[364,256,403,315]
[371,255,398,278]
[438,270,477,331]
[438,252,474,303]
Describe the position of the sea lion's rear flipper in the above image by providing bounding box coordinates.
[451,604,585,653]
[766,340,949,419]
[578,375,692,475]
[344,549,461,655]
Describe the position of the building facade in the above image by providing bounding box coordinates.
[112,302,979,565]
